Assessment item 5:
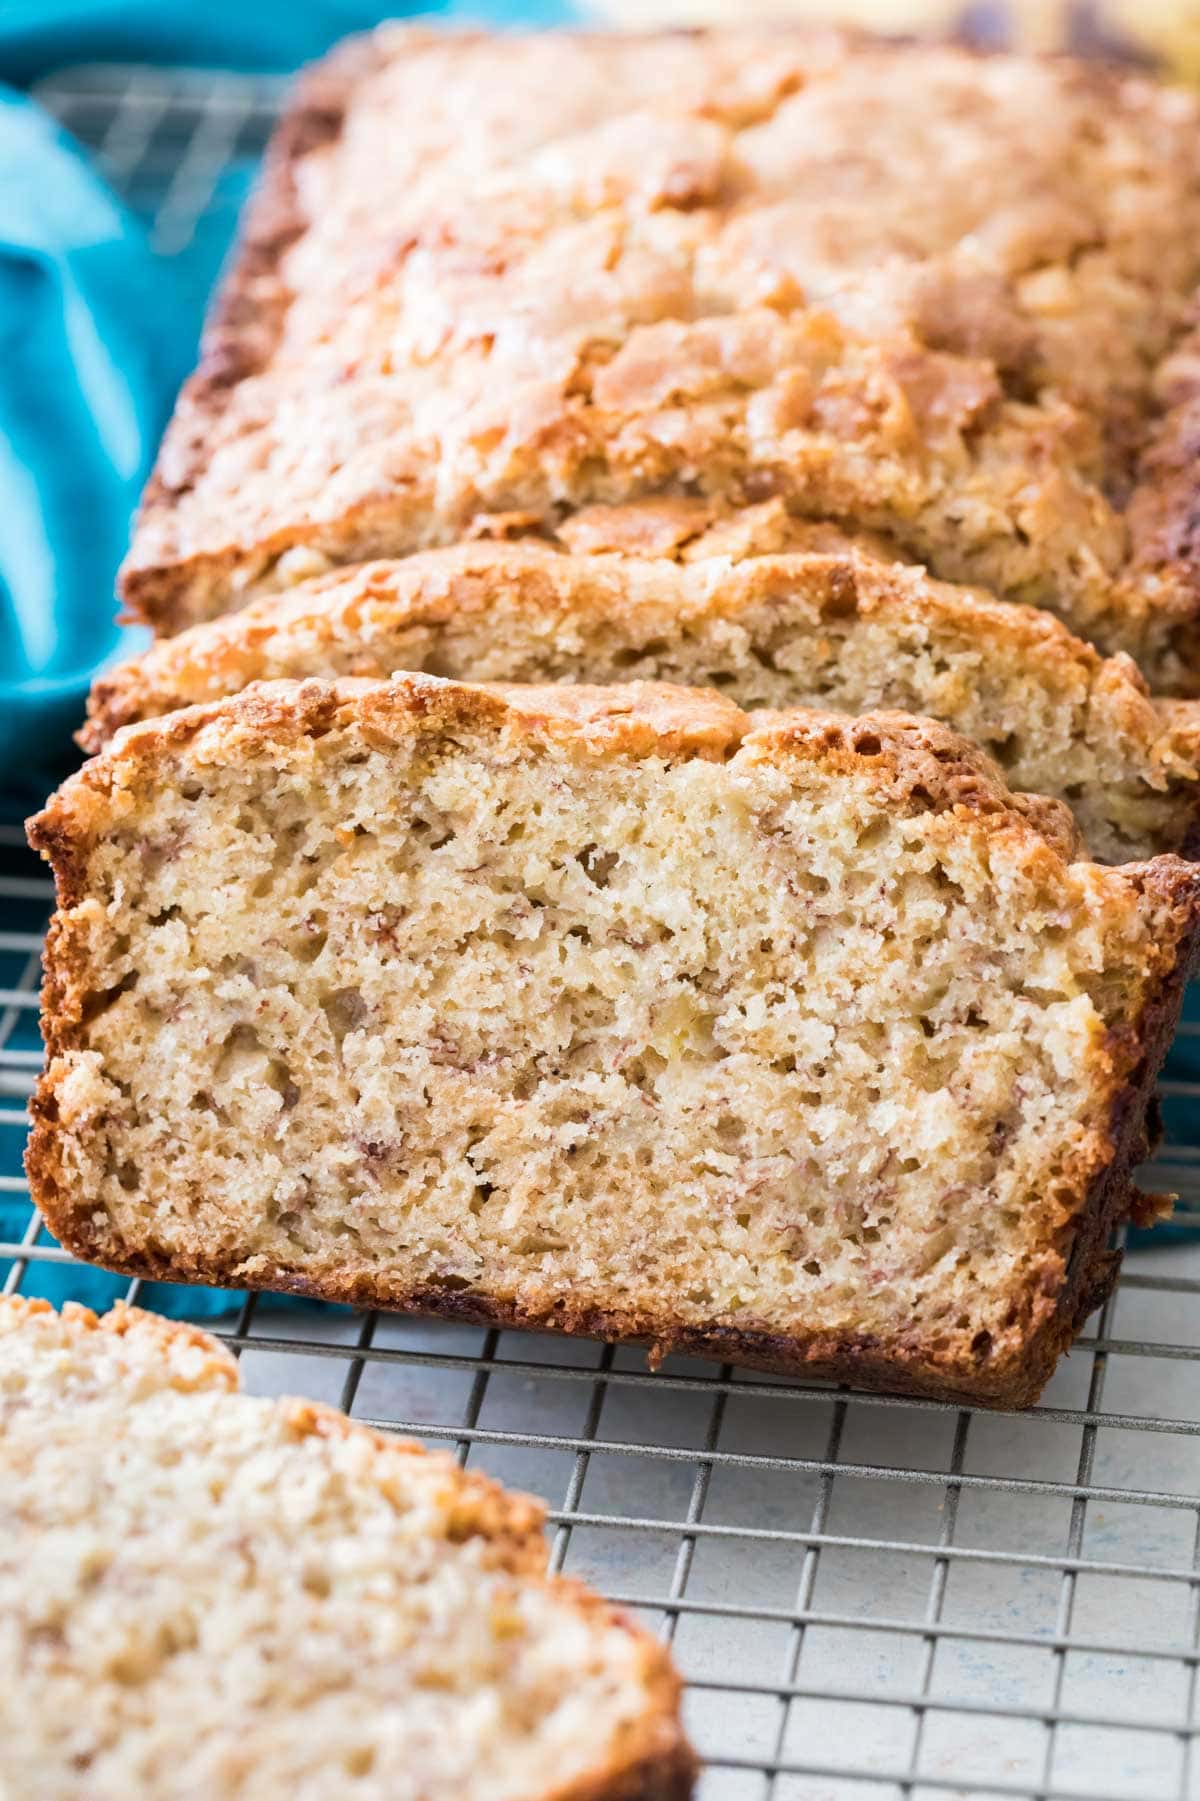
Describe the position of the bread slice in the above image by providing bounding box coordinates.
[0,1294,693,1800]
[27,677,1200,1408]
[118,27,1200,689]
[89,520,1200,865]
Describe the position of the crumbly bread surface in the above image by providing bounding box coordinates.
[32,679,1200,1404]
[90,517,1200,864]
[0,1295,692,1801]
[122,28,1200,688]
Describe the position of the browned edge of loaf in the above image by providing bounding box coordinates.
[118,24,402,635]
[1,1294,697,1801]
[26,676,1200,1411]
[116,24,1200,657]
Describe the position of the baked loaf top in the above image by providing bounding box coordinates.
[28,677,1200,1406]
[0,1294,692,1801]
[90,510,1200,864]
[122,27,1200,688]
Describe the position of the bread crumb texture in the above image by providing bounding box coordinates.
[91,525,1200,863]
[27,679,1200,1405]
[122,29,1200,691]
[0,1295,692,1801]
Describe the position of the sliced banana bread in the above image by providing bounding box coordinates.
[30,678,1200,1406]
[0,1294,692,1801]
[120,27,1200,688]
[89,521,1200,864]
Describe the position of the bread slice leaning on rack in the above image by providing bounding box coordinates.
[0,1294,693,1801]
[27,677,1200,1408]
[86,521,1200,865]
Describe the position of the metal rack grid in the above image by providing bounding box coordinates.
[8,62,1200,1800]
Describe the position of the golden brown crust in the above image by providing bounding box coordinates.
[26,676,1200,1411]
[0,1295,697,1800]
[0,1294,241,1391]
[86,530,1167,743]
[734,704,1082,856]
[118,27,1200,689]
[46,671,1084,867]
[86,527,1200,862]
[1126,311,1200,596]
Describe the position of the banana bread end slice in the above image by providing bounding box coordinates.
[0,1295,693,1800]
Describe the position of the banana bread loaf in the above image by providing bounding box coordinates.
[27,677,1200,1407]
[89,517,1200,864]
[121,26,1200,690]
[0,1294,692,1801]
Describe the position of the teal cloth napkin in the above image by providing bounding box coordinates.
[0,0,566,83]
[0,90,178,795]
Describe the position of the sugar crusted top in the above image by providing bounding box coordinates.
[122,28,1200,686]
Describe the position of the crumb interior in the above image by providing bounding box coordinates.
[54,720,1153,1359]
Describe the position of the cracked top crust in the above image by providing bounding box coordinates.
[38,673,1087,872]
[121,26,1200,689]
[89,514,1200,863]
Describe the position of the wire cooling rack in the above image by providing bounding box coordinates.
[8,61,1200,1800]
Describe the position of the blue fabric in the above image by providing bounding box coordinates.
[1,1,437,81]
[0,91,175,796]
[0,0,568,83]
